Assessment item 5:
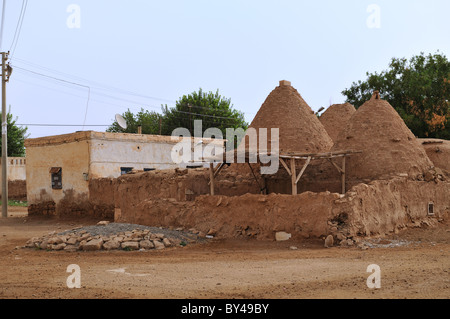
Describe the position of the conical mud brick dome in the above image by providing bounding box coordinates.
[241,80,333,154]
[332,91,433,180]
[319,103,356,143]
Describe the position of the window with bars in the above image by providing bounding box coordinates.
[50,167,62,189]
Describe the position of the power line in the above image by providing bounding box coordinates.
[12,57,256,116]
[12,63,251,131]
[13,65,89,89]
[12,57,175,104]
[12,64,92,127]
[9,0,28,59]
[13,76,142,112]
[13,65,162,112]
[13,65,245,122]
[82,86,91,130]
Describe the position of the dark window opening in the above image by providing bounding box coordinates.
[121,167,134,175]
[50,167,62,189]
[144,168,156,172]
[428,202,435,216]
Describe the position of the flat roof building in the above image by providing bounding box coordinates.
[24,131,223,217]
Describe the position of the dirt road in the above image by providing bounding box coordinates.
[0,208,448,299]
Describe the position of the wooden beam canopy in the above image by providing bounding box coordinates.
[205,150,361,196]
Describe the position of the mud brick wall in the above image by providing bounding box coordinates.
[113,168,262,209]
[88,178,116,219]
[6,180,27,201]
[333,178,450,238]
[115,173,450,240]
[115,192,339,240]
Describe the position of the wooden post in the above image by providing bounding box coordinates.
[209,163,215,196]
[1,52,8,218]
[214,163,225,178]
[296,156,311,184]
[290,158,297,195]
[341,156,346,195]
[279,158,291,176]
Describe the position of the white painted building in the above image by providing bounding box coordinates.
[0,157,27,181]
[24,131,224,216]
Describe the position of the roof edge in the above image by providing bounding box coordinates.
[25,131,224,147]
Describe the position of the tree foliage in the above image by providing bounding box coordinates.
[107,108,162,135]
[342,52,450,139]
[161,88,248,137]
[0,112,29,157]
[108,89,248,140]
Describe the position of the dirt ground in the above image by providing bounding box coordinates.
[0,207,448,299]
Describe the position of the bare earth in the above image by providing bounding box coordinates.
[0,207,448,299]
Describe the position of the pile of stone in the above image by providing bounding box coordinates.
[24,222,202,252]
[326,218,357,248]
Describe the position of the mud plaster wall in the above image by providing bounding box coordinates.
[60,165,260,219]
[116,192,338,240]
[114,167,261,209]
[25,140,90,216]
[420,139,450,174]
[28,179,116,219]
[115,173,449,240]
[333,178,450,238]
[88,178,116,219]
[5,180,27,201]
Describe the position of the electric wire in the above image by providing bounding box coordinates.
[12,65,92,129]
[9,0,28,60]
[13,76,141,113]
[12,57,255,116]
[12,57,175,104]
[11,63,250,132]
[14,65,246,123]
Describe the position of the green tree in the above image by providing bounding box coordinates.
[0,112,29,157]
[161,88,248,138]
[342,52,450,139]
[107,108,163,135]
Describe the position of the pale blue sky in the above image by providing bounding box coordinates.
[2,0,449,138]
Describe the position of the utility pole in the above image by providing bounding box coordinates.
[188,103,192,136]
[1,51,9,218]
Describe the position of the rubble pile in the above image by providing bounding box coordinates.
[24,222,206,252]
